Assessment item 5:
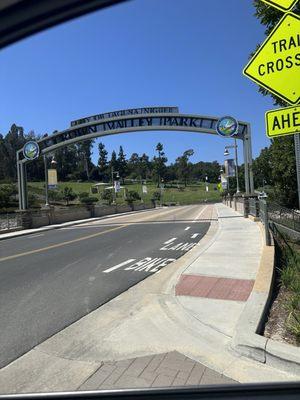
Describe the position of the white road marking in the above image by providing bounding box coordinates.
[103,259,136,273]
[191,233,200,239]
[125,257,175,273]
[160,241,197,251]
[28,234,44,238]
[163,237,177,245]
[192,205,208,222]
[184,227,190,231]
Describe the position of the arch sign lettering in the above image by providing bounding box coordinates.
[17,106,254,210]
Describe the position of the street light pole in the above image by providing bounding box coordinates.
[111,166,116,205]
[224,141,240,194]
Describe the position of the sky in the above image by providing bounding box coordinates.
[0,0,276,166]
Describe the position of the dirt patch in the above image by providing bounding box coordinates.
[264,286,299,346]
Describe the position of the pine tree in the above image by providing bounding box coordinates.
[117,146,127,184]
[98,142,108,182]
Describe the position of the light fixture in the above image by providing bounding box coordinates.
[224,148,230,156]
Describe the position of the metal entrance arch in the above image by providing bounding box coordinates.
[17,109,254,210]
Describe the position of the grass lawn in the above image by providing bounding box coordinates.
[27,181,221,205]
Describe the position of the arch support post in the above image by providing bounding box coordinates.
[17,152,28,210]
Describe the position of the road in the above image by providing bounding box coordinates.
[0,204,212,368]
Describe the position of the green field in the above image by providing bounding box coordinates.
[27,181,221,206]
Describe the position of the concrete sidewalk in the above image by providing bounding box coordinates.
[0,204,298,394]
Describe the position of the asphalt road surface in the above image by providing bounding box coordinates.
[0,205,212,368]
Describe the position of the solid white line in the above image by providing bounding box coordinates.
[103,259,136,273]
[192,205,208,222]
[184,227,190,231]
[191,233,200,239]
[28,234,44,238]
[163,237,177,244]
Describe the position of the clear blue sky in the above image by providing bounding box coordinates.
[0,0,275,166]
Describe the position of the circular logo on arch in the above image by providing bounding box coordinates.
[23,141,40,160]
[216,116,239,137]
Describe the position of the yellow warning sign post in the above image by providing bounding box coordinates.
[261,0,298,12]
[265,105,300,138]
[243,13,300,105]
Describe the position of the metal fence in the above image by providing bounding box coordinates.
[268,203,300,233]
[223,195,300,245]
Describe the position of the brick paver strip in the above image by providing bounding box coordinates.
[80,351,236,390]
[175,275,254,301]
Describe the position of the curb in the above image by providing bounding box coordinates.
[0,207,157,241]
[230,220,300,374]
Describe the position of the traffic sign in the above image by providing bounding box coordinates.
[243,13,300,105]
[261,0,299,12]
[265,105,300,138]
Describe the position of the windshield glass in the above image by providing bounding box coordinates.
[0,0,299,394]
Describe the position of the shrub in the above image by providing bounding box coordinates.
[0,184,17,209]
[48,189,64,202]
[126,190,141,204]
[80,196,98,205]
[101,189,113,205]
[151,191,161,201]
[62,187,77,205]
[78,192,90,200]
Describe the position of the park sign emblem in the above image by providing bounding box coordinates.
[216,116,239,137]
[261,0,298,12]
[243,13,300,105]
[265,105,300,137]
[22,141,40,160]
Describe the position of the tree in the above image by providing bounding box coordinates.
[175,149,194,187]
[55,144,78,181]
[109,150,118,178]
[128,153,140,179]
[98,142,108,182]
[77,140,94,181]
[0,124,26,181]
[139,153,151,180]
[252,147,273,189]
[269,137,297,208]
[152,142,167,187]
[117,146,127,183]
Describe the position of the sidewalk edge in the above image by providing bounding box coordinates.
[230,221,300,374]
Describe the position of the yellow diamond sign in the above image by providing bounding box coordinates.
[265,105,300,138]
[261,0,299,12]
[243,13,300,105]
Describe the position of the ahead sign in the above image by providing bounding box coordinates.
[261,0,299,12]
[243,13,300,105]
[265,105,300,138]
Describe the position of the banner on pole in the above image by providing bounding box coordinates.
[48,169,57,189]
[225,159,236,177]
